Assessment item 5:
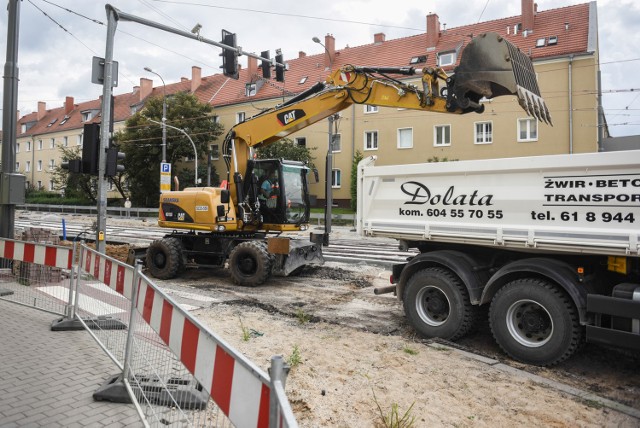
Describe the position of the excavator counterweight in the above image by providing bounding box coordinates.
[451,32,552,124]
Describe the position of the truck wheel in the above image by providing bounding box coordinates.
[403,267,476,341]
[228,241,272,287]
[489,278,582,366]
[146,238,183,279]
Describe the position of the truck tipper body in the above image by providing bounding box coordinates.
[357,150,640,365]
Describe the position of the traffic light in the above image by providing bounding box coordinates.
[61,159,82,173]
[261,50,271,79]
[105,146,125,177]
[82,123,100,176]
[275,50,285,82]
[220,30,239,79]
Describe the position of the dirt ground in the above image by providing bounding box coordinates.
[157,262,640,428]
[19,213,640,427]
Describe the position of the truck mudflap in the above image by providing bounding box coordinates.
[451,32,552,125]
[268,237,324,276]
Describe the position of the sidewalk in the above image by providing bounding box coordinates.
[0,300,141,427]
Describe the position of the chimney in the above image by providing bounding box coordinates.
[191,66,201,92]
[374,33,386,44]
[324,34,335,70]
[140,77,153,101]
[132,86,140,94]
[181,77,188,82]
[247,57,257,79]
[64,96,74,115]
[37,101,46,120]
[522,0,535,32]
[299,51,306,58]
[426,13,441,48]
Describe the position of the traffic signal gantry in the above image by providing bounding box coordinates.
[61,123,125,177]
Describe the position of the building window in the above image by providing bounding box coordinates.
[397,128,413,149]
[211,115,220,124]
[365,131,378,150]
[518,118,538,142]
[50,138,55,149]
[37,140,43,150]
[81,111,95,122]
[16,143,20,153]
[295,137,306,147]
[37,160,42,171]
[26,141,31,152]
[210,144,219,160]
[364,105,378,114]
[63,136,68,147]
[331,169,341,188]
[49,180,54,191]
[332,133,341,152]
[438,51,456,67]
[474,121,493,144]
[15,162,19,171]
[37,181,42,190]
[245,83,257,97]
[236,112,246,124]
[434,125,451,146]
[77,134,82,146]
[25,161,31,172]
[49,159,55,170]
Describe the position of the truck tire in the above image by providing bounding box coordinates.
[403,267,476,341]
[228,241,272,287]
[146,237,183,280]
[489,278,582,366]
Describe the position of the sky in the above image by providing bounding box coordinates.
[1,0,640,136]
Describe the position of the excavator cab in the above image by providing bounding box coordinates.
[249,159,312,229]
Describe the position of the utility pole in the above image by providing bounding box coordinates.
[0,0,25,240]
[323,113,339,245]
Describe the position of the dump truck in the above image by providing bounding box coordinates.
[145,32,550,286]
[357,150,640,365]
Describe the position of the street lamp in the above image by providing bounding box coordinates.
[145,117,198,188]
[312,36,333,71]
[144,66,167,163]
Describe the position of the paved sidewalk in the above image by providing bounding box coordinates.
[0,300,141,427]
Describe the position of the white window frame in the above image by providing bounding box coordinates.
[517,118,538,142]
[37,180,42,190]
[16,142,20,153]
[50,138,55,149]
[63,136,68,147]
[49,180,54,191]
[37,140,43,150]
[26,141,31,152]
[210,144,220,160]
[364,130,378,151]
[331,133,342,153]
[474,121,493,145]
[236,111,246,124]
[15,162,19,171]
[25,161,31,172]
[397,127,413,149]
[49,159,55,170]
[364,105,378,114]
[434,124,451,147]
[331,169,341,188]
[37,160,42,171]
[245,83,257,97]
[438,51,456,67]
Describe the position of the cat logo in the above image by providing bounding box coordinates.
[178,212,185,221]
[276,109,306,126]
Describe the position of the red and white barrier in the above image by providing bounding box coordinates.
[0,238,73,270]
[82,245,273,428]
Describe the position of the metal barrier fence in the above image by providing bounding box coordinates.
[0,235,297,427]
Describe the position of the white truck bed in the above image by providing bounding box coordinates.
[357,150,640,257]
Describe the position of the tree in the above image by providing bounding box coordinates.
[51,145,96,203]
[350,150,363,211]
[255,138,316,168]
[114,92,224,207]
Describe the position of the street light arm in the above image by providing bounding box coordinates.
[145,117,198,187]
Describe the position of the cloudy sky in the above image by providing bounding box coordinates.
[1,0,640,136]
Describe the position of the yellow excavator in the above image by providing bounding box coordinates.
[144,32,551,286]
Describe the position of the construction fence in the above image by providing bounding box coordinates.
[0,230,297,428]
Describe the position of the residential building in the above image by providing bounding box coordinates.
[11,1,603,208]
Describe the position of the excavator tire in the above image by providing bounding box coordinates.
[228,241,272,287]
[146,237,183,280]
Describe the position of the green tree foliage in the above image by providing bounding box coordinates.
[350,150,363,211]
[114,92,224,207]
[255,138,316,168]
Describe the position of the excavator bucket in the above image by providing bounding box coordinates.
[452,32,552,124]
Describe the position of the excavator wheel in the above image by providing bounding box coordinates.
[145,237,184,280]
[228,241,273,287]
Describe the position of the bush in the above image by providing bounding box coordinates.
[25,190,92,206]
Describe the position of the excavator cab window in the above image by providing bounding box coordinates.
[251,159,311,226]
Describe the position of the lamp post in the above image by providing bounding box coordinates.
[144,67,167,162]
[313,36,336,244]
[145,117,198,187]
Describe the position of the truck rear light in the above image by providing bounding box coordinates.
[389,274,394,284]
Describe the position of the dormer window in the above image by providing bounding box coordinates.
[299,76,308,84]
[437,51,456,67]
[548,36,558,45]
[536,38,546,47]
[59,115,69,125]
[409,55,427,65]
[81,109,99,122]
[47,118,57,127]
[245,83,257,97]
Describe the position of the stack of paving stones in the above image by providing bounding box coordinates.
[15,227,62,285]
